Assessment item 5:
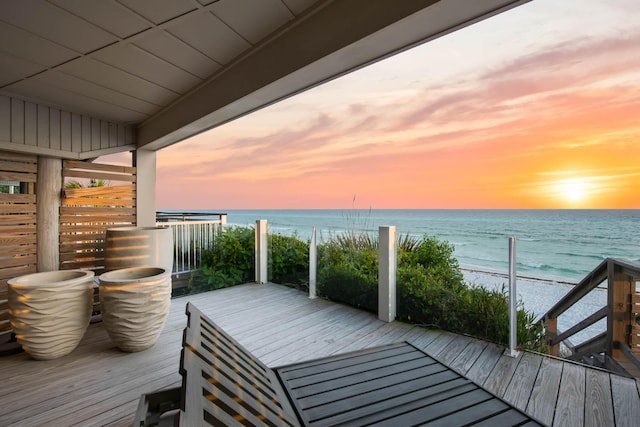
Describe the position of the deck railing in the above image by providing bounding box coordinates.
[542,257,640,376]
[156,212,227,276]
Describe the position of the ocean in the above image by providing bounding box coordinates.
[222,209,639,284]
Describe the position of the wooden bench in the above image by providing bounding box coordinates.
[134,302,544,426]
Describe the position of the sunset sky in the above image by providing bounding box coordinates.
[139,0,640,210]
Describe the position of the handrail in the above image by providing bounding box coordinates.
[543,257,609,320]
[542,257,640,376]
[156,212,226,276]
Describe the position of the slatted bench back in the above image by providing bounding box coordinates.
[180,302,300,426]
[177,303,543,427]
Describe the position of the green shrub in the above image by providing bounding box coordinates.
[317,232,543,350]
[317,238,378,311]
[269,233,309,286]
[189,226,255,293]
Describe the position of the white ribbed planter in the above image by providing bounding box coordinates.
[8,270,94,360]
[104,226,173,273]
[99,267,171,352]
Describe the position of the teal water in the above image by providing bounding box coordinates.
[220,209,639,284]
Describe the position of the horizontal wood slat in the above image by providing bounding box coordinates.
[0,214,36,225]
[63,169,136,182]
[0,318,11,334]
[0,235,37,246]
[59,242,104,252]
[0,194,36,203]
[0,244,36,257]
[60,224,132,233]
[61,197,135,207]
[0,265,36,281]
[60,215,136,224]
[64,160,136,175]
[0,171,37,183]
[59,260,106,270]
[59,253,103,263]
[59,233,106,244]
[0,160,37,174]
[64,184,135,198]
[0,205,36,214]
[1,225,38,236]
[0,256,37,269]
[60,207,135,215]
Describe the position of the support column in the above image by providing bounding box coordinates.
[378,226,397,322]
[133,149,156,227]
[36,156,61,272]
[255,220,268,284]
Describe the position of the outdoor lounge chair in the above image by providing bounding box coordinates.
[133,302,544,426]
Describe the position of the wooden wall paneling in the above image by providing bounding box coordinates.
[24,102,37,146]
[0,151,38,345]
[91,118,100,151]
[10,98,24,145]
[71,113,82,152]
[37,104,50,147]
[60,110,72,152]
[0,96,10,142]
[50,108,61,150]
[59,159,136,274]
[81,116,91,152]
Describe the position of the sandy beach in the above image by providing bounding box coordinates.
[462,268,607,344]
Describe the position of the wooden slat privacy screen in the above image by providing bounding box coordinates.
[60,160,136,273]
[0,152,37,342]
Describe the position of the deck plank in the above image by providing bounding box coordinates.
[0,283,634,426]
[503,352,543,410]
[449,337,489,375]
[434,334,473,366]
[482,350,522,397]
[553,363,586,427]
[465,342,503,385]
[611,375,640,427]
[585,369,615,427]
[526,356,564,426]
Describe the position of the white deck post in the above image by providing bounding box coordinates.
[378,226,397,322]
[255,220,268,284]
[309,226,317,299]
[508,236,520,357]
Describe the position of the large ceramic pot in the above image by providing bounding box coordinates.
[8,270,94,360]
[104,226,173,273]
[98,267,171,352]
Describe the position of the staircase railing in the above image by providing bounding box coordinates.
[542,258,640,376]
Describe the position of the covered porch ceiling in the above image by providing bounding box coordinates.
[0,0,529,157]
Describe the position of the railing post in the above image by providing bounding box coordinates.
[608,260,632,360]
[255,220,268,284]
[546,317,559,356]
[508,237,520,357]
[309,226,317,299]
[378,226,397,323]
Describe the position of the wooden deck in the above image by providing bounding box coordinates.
[1,283,639,426]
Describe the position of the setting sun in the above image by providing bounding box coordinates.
[560,178,590,204]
